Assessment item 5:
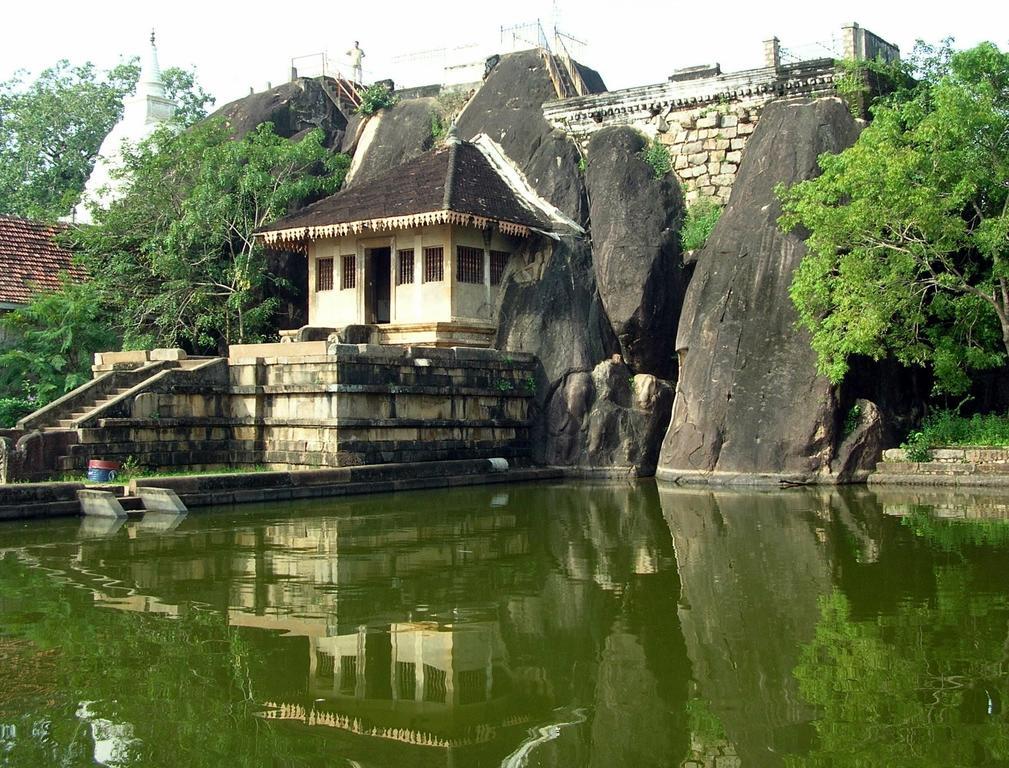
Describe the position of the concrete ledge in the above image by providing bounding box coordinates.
[137,487,188,513]
[77,489,127,518]
[654,467,821,486]
[130,461,562,508]
[868,472,1009,488]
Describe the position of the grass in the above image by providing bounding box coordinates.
[901,410,1009,461]
[639,137,672,179]
[54,464,272,485]
[680,199,723,252]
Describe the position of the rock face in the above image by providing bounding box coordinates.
[495,237,618,464]
[586,127,689,379]
[480,60,681,474]
[657,98,862,481]
[456,50,602,223]
[210,77,348,148]
[346,97,441,186]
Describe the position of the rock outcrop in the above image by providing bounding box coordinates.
[586,127,688,379]
[495,237,618,464]
[210,77,348,148]
[346,97,441,185]
[657,98,862,482]
[456,50,602,223]
[480,58,681,474]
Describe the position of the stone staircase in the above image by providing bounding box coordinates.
[46,387,134,431]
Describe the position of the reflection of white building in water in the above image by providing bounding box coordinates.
[311,621,504,707]
[72,33,177,224]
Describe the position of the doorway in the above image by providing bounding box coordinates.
[365,247,391,324]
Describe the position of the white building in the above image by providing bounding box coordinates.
[73,33,177,224]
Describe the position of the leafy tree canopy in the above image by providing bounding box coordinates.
[71,120,350,354]
[0,278,116,408]
[0,58,214,222]
[779,42,1009,395]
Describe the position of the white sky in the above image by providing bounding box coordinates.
[3,1,1008,107]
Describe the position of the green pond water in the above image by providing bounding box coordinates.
[2,480,1009,767]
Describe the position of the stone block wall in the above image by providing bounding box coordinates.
[54,345,537,474]
[545,59,839,205]
[545,23,898,204]
[658,103,760,205]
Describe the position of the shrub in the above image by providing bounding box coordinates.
[901,409,1009,461]
[680,199,723,252]
[0,396,36,429]
[639,137,671,179]
[355,84,397,116]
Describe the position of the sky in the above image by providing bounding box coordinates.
[3,1,1008,107]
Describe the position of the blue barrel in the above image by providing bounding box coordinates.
[87,459,121,483]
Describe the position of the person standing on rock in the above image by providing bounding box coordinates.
[346,41,365,83]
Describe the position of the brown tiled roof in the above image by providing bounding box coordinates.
[0,215,85,306]
[258,140,549,245]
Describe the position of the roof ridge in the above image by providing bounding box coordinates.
[441,140,459,211]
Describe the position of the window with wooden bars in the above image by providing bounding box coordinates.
[316,257,334,291]
[397,249,415,285]
[341,255,356,290]
[423,246,444,283]
[490,250,510,286]
[456,246,484,284]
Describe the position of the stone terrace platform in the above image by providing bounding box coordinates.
[1,343,539,481]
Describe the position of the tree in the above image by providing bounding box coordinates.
[779,43,1009,395]
[0,59,214,222]
[0,279,116,417]
[71,120,350,353]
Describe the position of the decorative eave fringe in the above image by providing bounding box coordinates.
[258,209,531,251]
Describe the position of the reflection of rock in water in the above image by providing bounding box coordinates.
[589,619,679,768]
[660,488,839,767]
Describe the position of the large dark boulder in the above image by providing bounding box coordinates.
[347,97,441,186]
[657,98,862,482]
[586,127,688,379]
[456,50,601,223]
[495,236,617,463]
[209,77,347,148]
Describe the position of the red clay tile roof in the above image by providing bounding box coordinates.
[0,215,85,306]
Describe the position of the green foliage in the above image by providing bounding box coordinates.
[832,54,913,117]
[0,279,116,406]
[779,42,1009,395]
[355,83,397,115]
[685,697,725,743]
[907,409,1009,450]
[0,395,36,429]
[577,154,587,174]
[901,430,932,462]
[791,585,1009,768]
[901,507,1009,552]
[842,402,862,438]
[71,120,350,353]
[680,199,723,252]
[430,110,447,144]
[0,60,136,220]
[0,59,213,222]
[639,137,672,179]
[160,65,215,127]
